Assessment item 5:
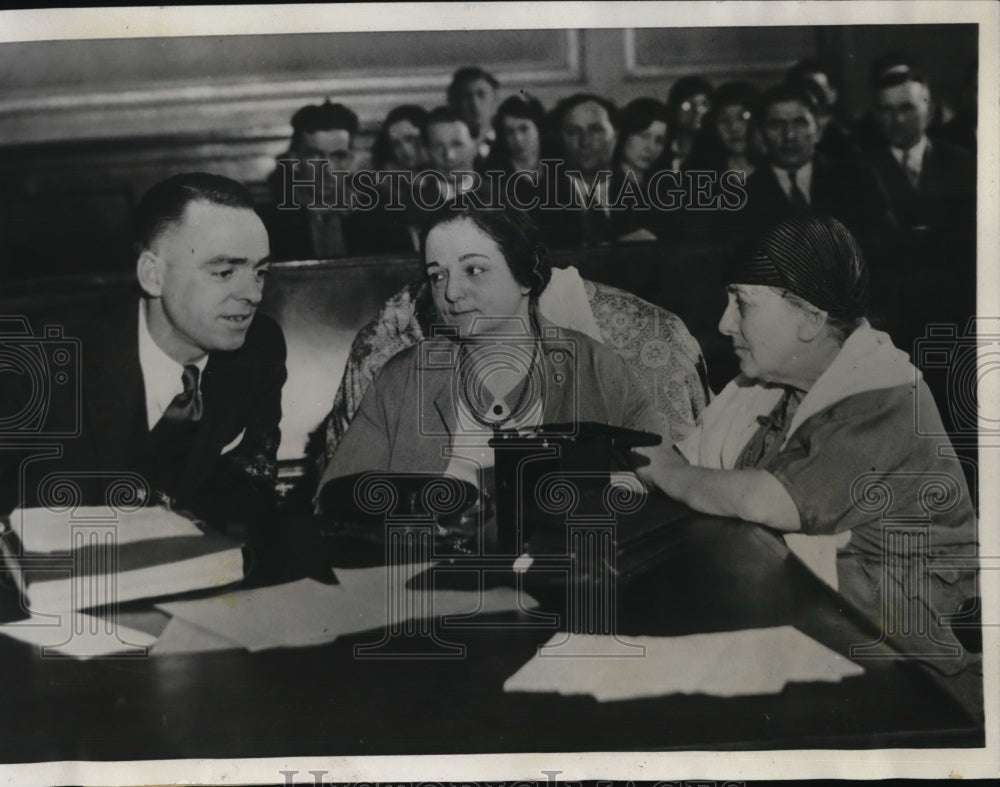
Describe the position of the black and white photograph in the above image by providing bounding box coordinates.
[0,2,996,785]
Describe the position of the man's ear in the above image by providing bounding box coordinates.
[797,306,828,342]
[136,249,164,297]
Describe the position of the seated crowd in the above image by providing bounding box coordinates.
[0,52,981,718]
[260,56,976,260]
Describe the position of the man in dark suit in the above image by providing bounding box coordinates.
[736,83,887,247]
[537,93,620,249]
[406,106,495,229]
[1,173,287,538]
[262,100,407,259]
[864,71,975,233]
[447,66,499,161]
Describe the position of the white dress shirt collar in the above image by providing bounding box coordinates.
[771,161,813,204]
[891,134,930,174]
[137,300,208,430]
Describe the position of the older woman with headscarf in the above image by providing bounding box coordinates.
[638,214,978,702]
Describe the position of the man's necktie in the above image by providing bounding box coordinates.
[787,169,809,210]
[903,147,921,189]
[163,365,204,423]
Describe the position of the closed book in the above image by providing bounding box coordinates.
[2,507,246,613]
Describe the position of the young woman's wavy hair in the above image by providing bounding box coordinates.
[419,202,552,300]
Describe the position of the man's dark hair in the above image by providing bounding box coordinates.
[711,80,760,113]
[290,100,360,149]
[868,51,921,86]
[371,104,430,170]
[788,76,832,114]
[447,66,500,106]
[133,172,255,252]
[419,202,552,300]
[551,93,618,132]
[788,59,834,87]
[491,93,550,163]
[494,93,548,133]
[873,69,931,94]
[423,105,472,144]
[757,82,820,120]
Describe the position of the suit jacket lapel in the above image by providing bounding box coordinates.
[756,166,791,208]
[82,298,147,470]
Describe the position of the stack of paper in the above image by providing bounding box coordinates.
[156,564,537,653]
[4,506,245,614]
[503,626,864,700]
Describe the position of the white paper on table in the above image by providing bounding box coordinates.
[157,564,538,652]
[335,563,539,625]
[158,578,385,652]
[151,617,243,655]
[0,611,157,657]
[783,532,852,590]
[504,626,864,701]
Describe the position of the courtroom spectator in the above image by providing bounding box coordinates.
[485,93,551,220]
[370,104,429,172]
[787,59,840,119]
[261,100,370,260]
[447,66,500,161]
[684,81,762,181]
[853,52,943,149]
[421,106,489,202]
[1,173,287,545]
[610,97,670,241]
[682,82,762,240]
[938,60,978,153]
[787,60,857,161]
[538,93,619,248]
[487,93,550,176]
[663,76,713,170]
[396,107,495,242]
[736,82,886,247]
[863,70,975,233]
[361,104,433,254]
[637,214,979,712]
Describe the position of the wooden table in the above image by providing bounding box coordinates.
[0,506,982,763]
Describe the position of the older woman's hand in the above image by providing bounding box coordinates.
[632,442,688,487]
[633,443,801,531]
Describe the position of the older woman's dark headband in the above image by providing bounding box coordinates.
[728,215,869,319]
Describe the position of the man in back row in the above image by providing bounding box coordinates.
[736,82,888,246]
[1,173,287,540]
